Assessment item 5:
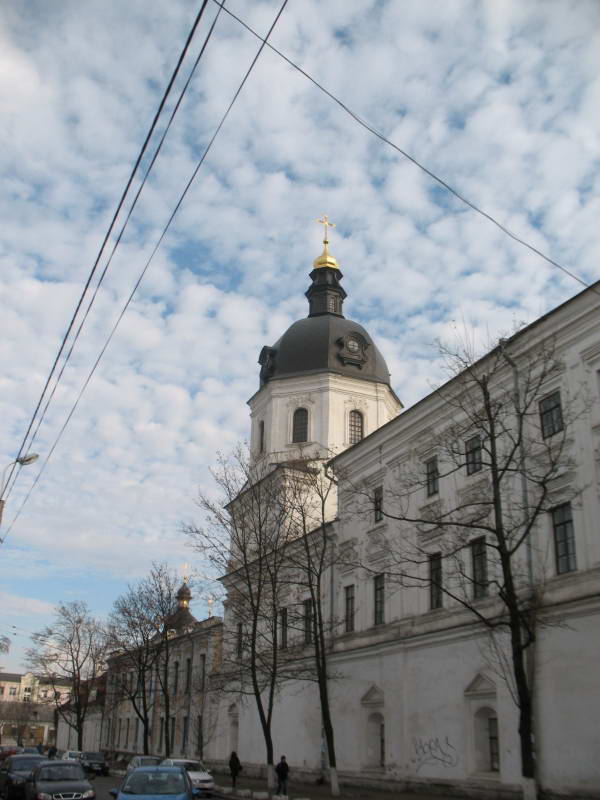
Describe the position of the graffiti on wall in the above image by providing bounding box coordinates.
[411,735,459,772]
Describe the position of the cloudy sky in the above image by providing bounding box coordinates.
[1,0,599,671]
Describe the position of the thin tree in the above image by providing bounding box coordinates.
[106,583,162,755]
[285,460,340,796]
[26,601,106,750]
[184,445,301,793]
[341,334,585,799]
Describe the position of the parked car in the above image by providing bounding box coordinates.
[19,750,38,757]
[160,760,213,797]
[60,750,82,761]
[109,767,200,800]
[24,760,94,800]
[0,748,18,764]
[0,755,46,800]
[126,756,162,773]
[79,753,109,777]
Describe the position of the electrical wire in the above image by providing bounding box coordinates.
[0,1,212,504]
[212,0,596,296]
[0,0,290,544]
[2,0,225,507]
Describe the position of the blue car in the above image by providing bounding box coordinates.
[110,766,202,800]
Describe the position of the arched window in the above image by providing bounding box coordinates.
[474,707,499,772]
[349,409,364,444]
[258,420,265,453]
[293,408,308,443]
[366,712,385,767]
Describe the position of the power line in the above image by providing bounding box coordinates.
[213,0,596,295]
[3,0,225,506]
[1,0,290,543]
[1,0,212,504]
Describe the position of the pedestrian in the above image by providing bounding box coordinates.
[36,743,44,754]
[229,751,242,789]
[48,745,57,759]
[275,755,289,796]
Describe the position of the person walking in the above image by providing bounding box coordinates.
[275,755,289,796]
[229,751,242,790]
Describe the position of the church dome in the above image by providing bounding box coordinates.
[258,220,392,388]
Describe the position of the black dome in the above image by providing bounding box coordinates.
[259,314,392,386]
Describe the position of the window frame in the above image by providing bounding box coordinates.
[258,420,265,453]
[373,485,383,523]
[471,537,488,599]
[292,407,309,443]
[465,435,483,475]
[552,502,577,574]
[344,584,355,633]
[539,390,564,439]
[279,607,288,650]
[303,598,314,645]
[425,456,439,496]
[349,409,364,445]
[374,574,385,626]
[236,621,243,659]
[429,553,443,610]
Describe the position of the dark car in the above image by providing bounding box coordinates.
[109,766,200,800]
[79,753,109,777]
[24,760,94,800]
[0,755,46,800]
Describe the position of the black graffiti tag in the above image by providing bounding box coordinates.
[412,736,459,772]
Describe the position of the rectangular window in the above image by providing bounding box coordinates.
[170,717,176,750]
[429,553,443,609]
[471,537,488,599]
[117,718,122,747]
[9,687,17,696]
[425,456,439,496]
[374,574,385,625]
[125,718,130,748]
[488,717,500,772]
[134,717,139,748]
[196,715,204,757]
[344,585,355,633]
[552,502,577,574]
[173,661,179,694]
[200,654,206,691]
[539,390,564,439]
[466,436,483,475]
[259,420,265,453]
[0,686,4,696]
[374,486,383,523]
[236,622,243,659]
[279,607,288,650]
[182,716,189,751]
[185,657,192,693]
[159,717,164,752]
[303,598,313,644]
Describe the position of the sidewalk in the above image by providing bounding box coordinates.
[214,773,468,800]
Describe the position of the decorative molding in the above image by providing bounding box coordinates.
[361,684,385,707]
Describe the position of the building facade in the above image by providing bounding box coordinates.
[213,228,600,798]
[0,672,70,746]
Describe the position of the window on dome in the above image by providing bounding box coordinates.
[293,408,308,443]
[349,410,364,444]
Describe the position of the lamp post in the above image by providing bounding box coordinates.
[0,452,39,528]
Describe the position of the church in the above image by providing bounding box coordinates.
[210,220,600,799]
[97,222,600,799]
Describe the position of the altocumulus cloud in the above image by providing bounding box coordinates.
[1,0,599,669]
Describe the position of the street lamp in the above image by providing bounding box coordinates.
[0,452,39,528]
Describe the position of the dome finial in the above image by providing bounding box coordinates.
[313,214,340,269]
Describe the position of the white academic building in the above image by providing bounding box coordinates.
[209,231,600,799]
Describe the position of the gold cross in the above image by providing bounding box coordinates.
[316,214,335,243]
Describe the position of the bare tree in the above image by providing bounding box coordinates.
[0,701,32,745]
[106,584,161,755]
[184,445,301,792]
[341,335,585,798]
[26,602,106,750]
[285,461,340,796]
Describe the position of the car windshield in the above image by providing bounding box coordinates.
[10,757,43,770]
[172,762,204,772]
[122,771,186,795]
[38,764,86,781]
[139,758,161,766]
[83,753,103,760]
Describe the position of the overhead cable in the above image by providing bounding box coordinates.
[212,0,596,295]
[1,0,290,543]
[1,1,212,504]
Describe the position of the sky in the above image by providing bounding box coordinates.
[1,0,599,672]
